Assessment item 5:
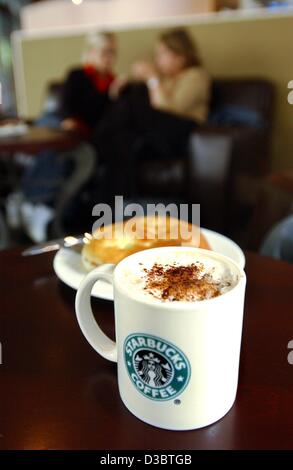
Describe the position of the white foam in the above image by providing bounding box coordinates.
[117,249,239,303]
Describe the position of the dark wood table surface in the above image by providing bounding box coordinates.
[0,248,293,450]
[0,126,80,154]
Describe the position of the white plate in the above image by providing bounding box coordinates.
[53,228,245,301]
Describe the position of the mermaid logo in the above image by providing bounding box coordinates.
[124,333,191,401]
[134,351,173,388]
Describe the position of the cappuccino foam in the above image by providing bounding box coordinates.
[119,250,238,303]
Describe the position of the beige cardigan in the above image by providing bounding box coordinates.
[151,66,211,124]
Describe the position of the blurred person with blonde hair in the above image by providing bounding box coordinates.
[132,28,210,123]
[95,28,211,203]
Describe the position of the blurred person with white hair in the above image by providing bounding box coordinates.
[61,31,117,134]
[6,32,117,243]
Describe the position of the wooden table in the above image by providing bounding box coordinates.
[0,126,80,154]
[0,125,81,199]
[0,249,293,450]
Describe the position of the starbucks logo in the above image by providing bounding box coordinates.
[124,333,191,401]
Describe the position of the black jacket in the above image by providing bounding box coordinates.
[62,68,111,128]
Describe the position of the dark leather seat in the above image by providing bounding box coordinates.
[137,78,275,235]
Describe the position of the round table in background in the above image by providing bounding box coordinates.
[0,126,80,154]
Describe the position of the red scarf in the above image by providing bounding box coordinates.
[83,64,115,93]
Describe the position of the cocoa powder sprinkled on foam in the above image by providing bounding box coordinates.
[143,262,228,301]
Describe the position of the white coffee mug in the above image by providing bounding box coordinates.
[75,247,246,431]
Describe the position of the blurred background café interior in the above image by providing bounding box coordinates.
[0,0,292,262]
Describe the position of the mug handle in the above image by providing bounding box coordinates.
[75,265,117,362]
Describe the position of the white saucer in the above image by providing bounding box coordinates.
[53,228,245,301]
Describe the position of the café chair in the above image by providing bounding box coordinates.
[51,141,96,237]
[246,171,293,251]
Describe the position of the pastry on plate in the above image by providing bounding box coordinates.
[82,216,211,271]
